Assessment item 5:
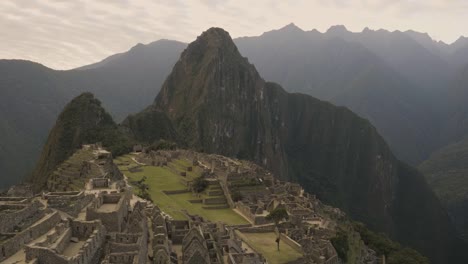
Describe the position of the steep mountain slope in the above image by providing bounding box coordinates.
[420,63,468,241]
[29,93,131,192]
[441,64,468,143]
[0,60,75,190]
[420,137,468,242]
[125,28,466,263]
[0,40,183,189]
[235,24,440,164]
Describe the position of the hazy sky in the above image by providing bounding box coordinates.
[1,0,467,69]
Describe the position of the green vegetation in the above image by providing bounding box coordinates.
[236,231,302,264]
[47,148,96,191]
[115,155,248,225]
[130,176,153,202]
[353,222,429,264]
[330,229,349,262]
[266,208,289,226]
[30,93,133,192]
[192,176,208,193]
[146,139,178,151]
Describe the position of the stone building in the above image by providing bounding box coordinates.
[181,227,213,264]
[25,219,106,264]
[0,200,61,262]
[100,199,149,264]
[86,191,130,232]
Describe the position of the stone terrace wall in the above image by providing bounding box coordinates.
[71,220,104,239]
[25,247,70,264]
[47,192,94,217]
[0,211,61,262]
[280,233,303,254]
[25,221,106,264]
[0,201,42,233]
[0,197,31,203]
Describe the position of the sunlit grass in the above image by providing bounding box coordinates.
[115,154,248,224]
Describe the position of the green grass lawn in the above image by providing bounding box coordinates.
[115,155,248,225]
[236,231,303,264]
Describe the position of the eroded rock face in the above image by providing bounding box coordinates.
[125,28,467,263]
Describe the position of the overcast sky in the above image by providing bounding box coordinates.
[1,0,467,70]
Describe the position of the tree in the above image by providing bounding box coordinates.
[192,176,208,193]
[266,207,289,251]
[266,207,289,226]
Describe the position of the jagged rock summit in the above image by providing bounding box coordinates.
[125,27,468,264]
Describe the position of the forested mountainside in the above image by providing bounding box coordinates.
[29,93,132,193]
[124,28,467,264]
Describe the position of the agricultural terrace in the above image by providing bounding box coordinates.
[114,154,248,225]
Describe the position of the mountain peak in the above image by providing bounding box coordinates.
[29,92,129,192]
[326,25,349,35]
[279,23,303,32]
[154,27,260,115]
[194,27,234,48]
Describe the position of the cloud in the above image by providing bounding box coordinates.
[0,0,466,69]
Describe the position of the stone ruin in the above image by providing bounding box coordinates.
[0,146,386,263]
[0,199,61,262]
[86,191,131,233]
[25,219,106,264]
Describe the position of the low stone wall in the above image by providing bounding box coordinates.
[203,197,227,205]
[0,201,42,233]
[102,194,121,204]
[108,252,137,263]
[71,220,104,239]
[0,197,30,203]
[237,225,276,233]
[202,205,229,210]
[227,224,252,228]
[162,189,190,195]
[26,222,106,264]
[25,247,69,264]
[47,194,94,217]
[207,190,223,196]
[280,233,303,254]
[0,211,61,262]
[188,199,203,204]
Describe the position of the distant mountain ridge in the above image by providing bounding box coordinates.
[124,27,468,264]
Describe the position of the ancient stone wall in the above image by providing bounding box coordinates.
[108,252,136,264]
[202,197,227,205]
[280,233,303,253]
[0,211,61,262]
[0,201,42,233]
[47,192,94,217]
[71,220,104,239]
[26,221,106,264]
[25,247,70,264]
[91,178,109,188]
[86,194,128,232]
[0,197,31,203]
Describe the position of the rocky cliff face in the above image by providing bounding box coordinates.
[124,28,466,263]
[29,93,131,192]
